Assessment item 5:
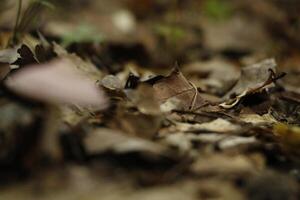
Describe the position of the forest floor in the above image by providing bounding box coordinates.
[1,0,300,199]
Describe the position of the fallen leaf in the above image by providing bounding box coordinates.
[153,68,206,111]
[220,59,281,108]
[11,44,38,67]
[101,75,123,90]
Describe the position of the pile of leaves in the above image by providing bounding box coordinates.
[1,0,300,199]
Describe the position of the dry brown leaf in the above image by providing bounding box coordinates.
[220,59,278,108]
[153,68,206,111]
[5,59,108,109]
[101,74,123,90]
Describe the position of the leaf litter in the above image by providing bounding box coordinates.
[1,0,300,200]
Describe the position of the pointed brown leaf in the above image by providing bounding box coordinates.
[153,68,206,111]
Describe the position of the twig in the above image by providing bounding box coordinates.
[11,0,23,45]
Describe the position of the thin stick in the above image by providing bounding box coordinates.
[12,0,23,45]
[189,81,198,110]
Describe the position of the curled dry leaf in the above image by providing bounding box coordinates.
[5,59,108,109]
[220,59,281,109]
[153,68,206,111]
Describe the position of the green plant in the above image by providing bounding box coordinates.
[61,24,104,47]
[203,0,233,21]
[154,24,186,46]
[11,0,54,46]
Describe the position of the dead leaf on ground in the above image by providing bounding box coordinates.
[12,44,38,67]
[220,59,283,108]
[153,68,206,111]
[101,74,123,91]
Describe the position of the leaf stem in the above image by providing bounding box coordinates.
[12,0,23,45]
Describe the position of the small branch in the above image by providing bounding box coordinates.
[11,0,23,45]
